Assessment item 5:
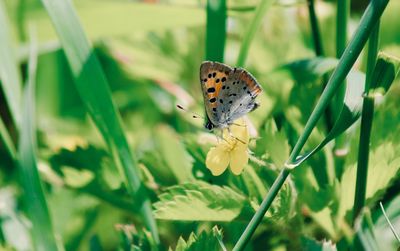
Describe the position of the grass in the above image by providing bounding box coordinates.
[1,0,400,250]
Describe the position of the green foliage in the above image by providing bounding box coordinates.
[0,0,400,250]
[153,181,254,222]
[171,226,224,251]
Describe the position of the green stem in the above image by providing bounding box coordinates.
[333,0,350,178]
[233,1,389,249]
[352,22,380,225]
[19,29,58,251]
[236,0,273,67]
[205,0,226,62]
[232,168,291,251]
[308,0,324,56]
[336,0,350,58]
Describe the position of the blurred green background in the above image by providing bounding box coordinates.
[1,0,400,250]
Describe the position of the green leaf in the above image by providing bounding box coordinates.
[171,226,225,251]
[0,0,22,126]
[275,57,338,84]
[262,119,290,168]
[368,52,400,97]
[301,237,337,251]
[155,126,194,183]
[338,143,400,220]
[153,181,254,221]
[236,0,273,66]
[17,30,58,251]
[61,167,94,188]
[116,225,158,251]
[40,0,159,241]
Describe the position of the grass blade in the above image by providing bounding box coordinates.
[40,0,159,243]
[336,0,350,57]
[380,202,400,243]
[18,29,58,251]
[205,0,226,62]
[233,1,390,249]
[0,0,22,126]
[0,117,16,159]
[308,0,324,56]
[353,22,380,224]
[236,0,273,67]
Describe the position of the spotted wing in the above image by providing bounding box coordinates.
[200,61,233,127]
[216,67,262,125]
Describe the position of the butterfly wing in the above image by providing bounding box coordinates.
[216,67,262,125]
[200,61,233,128]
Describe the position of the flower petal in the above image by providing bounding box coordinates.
[229,146,248,175]
[222,118,249,145]
[206,145,230,176]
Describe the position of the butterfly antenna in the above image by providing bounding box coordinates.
[176,104,204,120]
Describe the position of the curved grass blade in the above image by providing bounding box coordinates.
[292,70,365,167]
[40,0,159,243]
[18,29,58,251]
[233,1,390,250]
[0,117,16,159]
[0,0,22,126]
[308,0,324,56]
[206,0,226,62]
[236,0,273,67]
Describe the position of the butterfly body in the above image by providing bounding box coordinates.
[200,61,262,130]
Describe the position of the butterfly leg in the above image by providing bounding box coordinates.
[226,126,246,144]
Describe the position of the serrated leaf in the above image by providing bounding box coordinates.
[338,143,400,220]
[61,166,94,188]
[302,237,337,251]
[171,226,224,251]
[153,181,254,221]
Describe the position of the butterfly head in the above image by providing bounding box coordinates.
[204,120,214,130]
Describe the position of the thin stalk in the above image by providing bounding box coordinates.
[380,202,400,243]
[333,0,350,178]
[236,0,273,67]
[352,22,380,225]
[336,0,350,57]
[308,0,324,56]
[0,117,16,159]
[232,168,290,251]
[205,0,226,62]
[233,1,389,249]
[307,0,331,186]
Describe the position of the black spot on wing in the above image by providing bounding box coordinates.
[207,87,216,93]
[209,97,216,103]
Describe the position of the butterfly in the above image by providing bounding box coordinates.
[200,61,262,130]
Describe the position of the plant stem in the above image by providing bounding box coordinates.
[333,0,350,178]
[232,168,291,251]
[352,22,380,225]
[233,1,389,249]
[19,28,59,251]
[206,0,226,62]
[336,0,350,58]
[236,0,273,67]
[308,0,324,56]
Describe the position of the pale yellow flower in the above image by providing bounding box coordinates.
[205,119,249,176]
